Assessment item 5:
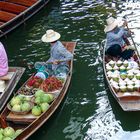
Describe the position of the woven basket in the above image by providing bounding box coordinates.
[7,102,34,115]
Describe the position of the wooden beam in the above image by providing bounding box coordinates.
[0,11,16,22]
[5,0,37,7]
[0,1,27,14]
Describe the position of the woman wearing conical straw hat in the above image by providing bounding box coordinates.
[35,29,73,78]
[104,17,134,60]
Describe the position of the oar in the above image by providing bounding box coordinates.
[125,22,140,60]
[122,16,140,58]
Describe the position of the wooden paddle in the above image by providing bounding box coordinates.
[125,22,140,60]
[122,16,140,58]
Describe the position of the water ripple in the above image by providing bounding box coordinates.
[84,91,122,140]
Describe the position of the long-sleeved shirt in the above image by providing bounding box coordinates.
[0,42,8,76]
[47,41,73,70]
[106,27,130,51]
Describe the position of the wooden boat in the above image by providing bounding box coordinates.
[0,0,50,38]
[101,39,140,111]
[0,67,25,111]
[0,41,76,139]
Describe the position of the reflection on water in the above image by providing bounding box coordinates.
[118,0,140,44]
[2,0,140,140]
[63,117,84,140]
[85,91,122,140]
[110,129,140,140]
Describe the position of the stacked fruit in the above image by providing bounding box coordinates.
[40,76,63,92]
[26,76,43,88]
[31,90,54,116]
[0,127,22,140]
[8,95,33,114]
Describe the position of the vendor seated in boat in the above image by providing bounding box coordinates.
[35,29,73,79]
[104,17,134,60]
[0,42,8,79]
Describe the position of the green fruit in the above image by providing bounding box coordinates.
[12,104,21,112]
[47,94,54,102]
[40,103,49,112]
[14,129,22,137]
[34,96,42,104]
[42,94,50,103]
[32,106,42,116]
[3,127,15,138]
[0,133,4,140]
[21,102,31,112]
[0,128,3,134]
[10,97,21,106]
[3,137,12,140]
[35,90,44,97]
[24,96,31,101]
[16,95,24,100]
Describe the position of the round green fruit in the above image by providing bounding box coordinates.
[3,137,12,140]
[0,133,4,140]
[47,94,54,103]
[0,128,4,134]
[34,96,42,104]
[12,104,21,112]
[40,103,49,112]
[14,129,22,137]
[35,90,45,97]
[32,106,42,116]
[21,102,31,112]
[24,96,31,101]
[42,94,50,103]
[10,97,21,106]
[3,127,15,138]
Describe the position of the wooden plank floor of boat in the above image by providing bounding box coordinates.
[120,100,140,111]
[6,112,36,123]
[0,1,27,14]
[0,11,16,22]
[5,0,37,7]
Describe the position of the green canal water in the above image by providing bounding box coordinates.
[1,0,140,139]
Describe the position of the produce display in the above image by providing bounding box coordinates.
[8,95,34,114]
[17,86,37,96]
[7,74,63,117]
[31,90,54,116]
[26,76,43,88]
[106,59,140,94]
[40,76,63,92]
[8,90,55,116]
[0,127,22,140]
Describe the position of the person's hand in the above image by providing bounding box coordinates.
[127,29,134,36]
[121,45,127,52]
[52,60,60,65]
[123,20,128,27]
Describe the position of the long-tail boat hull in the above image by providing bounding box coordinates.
[102,40,140,111]
[0,67,25,111]
[0,42,76,139]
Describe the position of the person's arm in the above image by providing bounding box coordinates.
[57,46,73,62]
[123,28,131,37]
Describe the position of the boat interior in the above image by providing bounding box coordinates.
[105,50,140,101]
[0,0,37,26]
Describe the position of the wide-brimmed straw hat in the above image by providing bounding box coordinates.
[41,29,61,43]
[104,17,118,33]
